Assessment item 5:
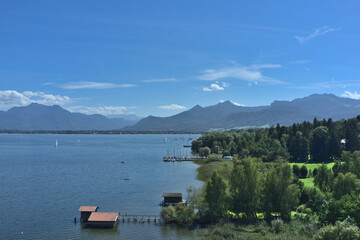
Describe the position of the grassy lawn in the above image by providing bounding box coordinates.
[290,162,335,172]
[290,163,335,188]
[300,177,315,188]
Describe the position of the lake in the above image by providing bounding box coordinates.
[0,134,203,239]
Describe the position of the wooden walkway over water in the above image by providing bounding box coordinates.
[163,156,203,162]
[118,214,162,223]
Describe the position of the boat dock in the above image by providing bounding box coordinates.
[163,156,203,162]
[118,214,162,223]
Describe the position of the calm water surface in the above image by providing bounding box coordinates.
[0,134,203,240]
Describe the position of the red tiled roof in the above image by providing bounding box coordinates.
[78,206,98,212]
[88,212,119,222]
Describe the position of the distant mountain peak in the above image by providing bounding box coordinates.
[190,104,203,110]
[219,100,233,105]
[125,93,360,131]
[1,103,138,130]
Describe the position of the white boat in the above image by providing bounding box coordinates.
[55,139,58,148]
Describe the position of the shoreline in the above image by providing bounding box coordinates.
[0,130,204,135]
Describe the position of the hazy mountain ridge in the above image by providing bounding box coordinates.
[1,94,359,131]
[125,94,360,131]
[0,103,139,130]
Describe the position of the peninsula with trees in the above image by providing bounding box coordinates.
[161,116,360,240]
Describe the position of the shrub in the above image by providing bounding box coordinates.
[314,224,337,240]
[161,206,176,223]
[339,226,360,240]
[206,156,222,163]
[300,165,308,178]
[313,168,318,176]
[271,219,284,233]
[314,217,360,240]
[160,204,195,224]
[293,165,300,177]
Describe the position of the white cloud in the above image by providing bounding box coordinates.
[142,78,178,83]
[221,82,230,87]
[290,79,360,90]
[61,81,137,89]
[0,90,71,109]
[199,64,282,84]
[295,26,341,44]
[68,105,136,115]
[42,82,55,86]
[342,91,360,100]
[203,83,225,92]
[158,104,186,110]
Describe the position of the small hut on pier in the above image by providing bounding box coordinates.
[162,193,183,205]
[88,212,119,228]
[78,206,98,222]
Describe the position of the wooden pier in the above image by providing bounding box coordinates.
[118,214,162,223]
[163,156,203,162]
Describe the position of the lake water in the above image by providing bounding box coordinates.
[0,134,203,240]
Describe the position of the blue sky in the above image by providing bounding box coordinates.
[1,0,360,117]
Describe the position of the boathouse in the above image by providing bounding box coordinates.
[162,193,183,204]
[78,206,99,222]
[88,212,119,228]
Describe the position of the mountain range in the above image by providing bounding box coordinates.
[0,103,139,130]
[0,94,359,131]
[124,94,360,131]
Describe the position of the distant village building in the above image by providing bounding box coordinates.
[88,212,119,228]
[78,206,98,222]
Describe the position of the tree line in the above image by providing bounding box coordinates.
[192,116,360,163]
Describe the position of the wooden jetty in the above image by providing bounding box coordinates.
[163,156,203,162]
[118,214,162,223]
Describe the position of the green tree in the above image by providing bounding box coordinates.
[320,194,360,225]
[345,118,360,151]
[199,146,211,157]
[205,171,227,222]
[310,126,330,162]
[313,168,318,176]
[288,131,309,162]
[328,129,342,160]
[300,187,326,212]
[314,164,334,192]
[333,172,360,200]
[293,165,300,177]
[229,157,263,219]
[342,151,360,178]
[300,165,308,178]
[161,206,176,223]
[174,203,195,223]
[262,159,300,220]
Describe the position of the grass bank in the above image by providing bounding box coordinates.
[290,162,335,188]
[198,221,315,240]
[194,158,233,182]
[289,162,335,172]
